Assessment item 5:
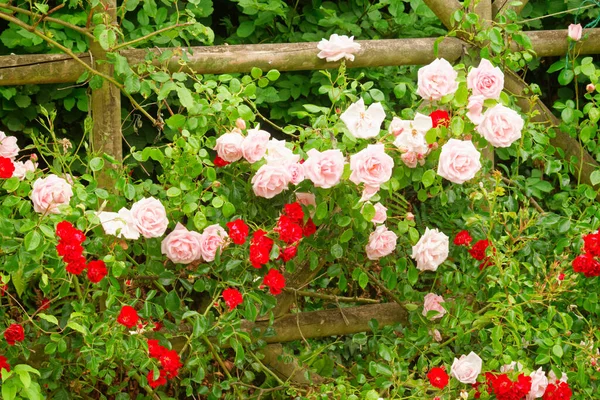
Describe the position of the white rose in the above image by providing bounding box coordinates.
[340,98,386,139]
[450,352,483,384]
[411,227,449,271]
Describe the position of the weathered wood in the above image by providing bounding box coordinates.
[89,0,122,186]
[244,302,409,344]
[422,0,462,30]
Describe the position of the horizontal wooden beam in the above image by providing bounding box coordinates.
[2,28,599,86]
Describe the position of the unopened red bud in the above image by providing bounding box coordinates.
[558,273,565,280]
[30,153,38,161]
[430,142,439,150]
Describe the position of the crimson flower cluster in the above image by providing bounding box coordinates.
[572,231,600,277]
[0,157,15,179]
[454,230,493,270]
[427,367,449,389]
[480,372,532,400]
[214,155,230,167]
[542,381,572,399]
[56,221,108,283]
[117,305,139,329]
[0,355,10,377]
[430,109,450,128]
[222,288,243,310]
[146,339,182,389]
[3,323,24,346]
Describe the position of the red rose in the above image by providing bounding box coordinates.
[572,253,600,277]
[39,298,50,311]
[469,239,490,260]
[56,242,84,261]
[56,221,86,244]
[65,257,87,275]
[148,339,165,358]
[430,110,450,128]
[283,202,304,223]
[0,157,15,179]
[0,355,10,377]
[453,230,473,246]
[87,260,108,283]
[249,230,273,268]
[485,372,532,400]
[280,246,298,262]
[222,288,243,310]
[583,231,600,257]
[214,155,230,167]
[153,321,163,332]
[147,369,167,389]
[0,284,7,297]
[4,323,24,346]
[302,219,317,237]
[117,305,139,328]
[275,215,303,244]
[159,349,182,378]
[542,382,572,400]
[263,269,286,295]
[226,219,249,245]
[427,367,449,389]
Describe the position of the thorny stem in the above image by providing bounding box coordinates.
[113,22,194,50]
[283,287,380,304]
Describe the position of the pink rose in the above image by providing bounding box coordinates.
[587,83,596,93]
[340,98,386,139]
[303,148,345,189]
[393,114,429,155]
[388,116,411,137]
[401,152,419,168]
[288,163,305,185]
[360,184,380,202]
[568,23,582,41]
[500,361,523,373]
[467,59,504,100]
[235,118,246,130]
[477,104,524,148]
[130,197,169,238]
[548,370,568,384]
[12,160,37,180]
[215,130,244,162]
[0,131,19,160]
[451,352,483,384]
[295,192,317,216]
[422,293,446,320]
[251,164,291,199]
[371,202,387,224]
[365,225,397,260]
[199,224,229,262]
[349,144,394,187]
[242,127,270,163]
[416,58,459,101]
[429,329,442,342]
[98,208,140,240]
[161,223,203,264]
[411,227,449,271]
[30,174,73,214]
[437,139,482,184]
[526,368,548,400]
[265,139,300,166]
[466,95,485,125]
[317,34,361,62]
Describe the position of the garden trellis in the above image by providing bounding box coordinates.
[0,0,598,381]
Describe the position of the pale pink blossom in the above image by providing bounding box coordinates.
[548,370,568,383]
[411,227,449,271]
[317,34,361,62]
[130,197,169,238]
[215,130,244,162]
[477,104,524,148]
[406,212,415,221]
[30,174,73,214]
[429,329,442,342]
[526,368,548,400]
[371,202,387,224]
[450,352,483,384]
[466,95,485,125]
[437,139,481,184]
[235,118,246,130]
[12,160,37,180]
[388,116,411,137]
[360,184,380,202]
[161,223,203,264]
[251,164,291,199]
[401,152,419,168]
[349,144,394,187]
[365,225,397,260]
[393,113,431,156]
[264,139,300,166]
[423,293,446,320]
[295,192,317,216]
[416,58,459,101]
[199,224,229,262]
[500,361,523,373]
[242,126,270,163]
[98,208,140,240]
[467,59,504,100]
[0,131,19,160]
[340,98,386,139]
[568,23,582,41]
[288,163,305,185]
[303,148,345,189]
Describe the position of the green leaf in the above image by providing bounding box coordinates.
[266,69,280,81]
[558,69,574,85]
[590,170,600,186]
[547,60,565,73]
[222,202,235,218]
[358,272,369,289]
[237,21,255,38]
[24,230,42,252]
[67,322,87,335]
[176,86,195,110]
[361,203,376,222]
[38,313,59,326]
[407,265,419,286]
[89,157,104,171]
[2,382,17,400]
[315,202,328,220]
[166,187,181,197]
[552,344,563,358]
[166,114,186,130]
[14,95,31,108]
[17,371,31,388]
[340,229,353,243]
[330,244,343,259]
[165,291,180,312]
[421,169,436,187]
[250,67,262,79]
